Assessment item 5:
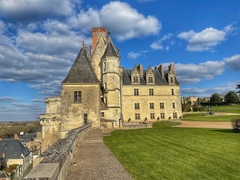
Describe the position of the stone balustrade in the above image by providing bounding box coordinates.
[23,123,92,180]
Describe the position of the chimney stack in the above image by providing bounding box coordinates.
[158,64,164,78]
[90,27,107,54]
[137,64,143,78]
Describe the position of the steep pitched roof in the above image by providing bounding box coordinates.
[123,69,169,85]
[62,47,100,84]
[0,139,30,159]
[102,40,119,58]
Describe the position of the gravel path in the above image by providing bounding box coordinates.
[174,120,232,129]
[67,129,133,180]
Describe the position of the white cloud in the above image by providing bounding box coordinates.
[150,33,172,50]
[128,52,141,59]
[181,80,240,97]
[0,0,74,21]
[100,1,161,41]
[175,61,225,84]
[224,54,240,71]
[177,25,234,51]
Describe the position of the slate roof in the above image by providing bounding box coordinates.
[62,47,100,84]
[102,41,119,58]
[123,69,170,85]
[0,139,30,159]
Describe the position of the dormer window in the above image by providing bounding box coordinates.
[148,76,153,83]
[133,76,139,83]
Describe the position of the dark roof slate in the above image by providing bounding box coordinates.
[62,48,100,84]
[0,139,30,159]
[123,69,170,85]
[102,41,119,58]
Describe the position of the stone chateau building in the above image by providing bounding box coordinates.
[40,27,182,151]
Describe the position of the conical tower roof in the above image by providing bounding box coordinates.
[62,47,99,84]
[102,40,119,58]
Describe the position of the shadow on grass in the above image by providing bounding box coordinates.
[210,129,236,133]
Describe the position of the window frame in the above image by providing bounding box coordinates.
[149,89,154,96]
[134,103,140,110]
[74,91,81,103]
[160,103,164,109]
[135,113,140,120]
[150,103,154,109]
[150,113,155,119]
[134,89,139,96]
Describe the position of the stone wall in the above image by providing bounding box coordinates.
[23,123,92,180]
[122,85,182,122]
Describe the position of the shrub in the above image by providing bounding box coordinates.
[231,119,240,133]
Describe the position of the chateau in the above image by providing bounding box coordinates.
[40,27,182,151]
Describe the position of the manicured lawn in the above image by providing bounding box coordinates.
[104,122,240,180]
[210,105,240,113]
[182,113,240,122]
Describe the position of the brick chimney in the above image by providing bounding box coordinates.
[90,27,107,54]
[137,64,143,78]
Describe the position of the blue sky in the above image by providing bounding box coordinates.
[0,0,240,121]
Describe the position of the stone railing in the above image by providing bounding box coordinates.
[23,123,92,180]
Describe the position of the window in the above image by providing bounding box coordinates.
[150,103,154,109]
[149,89,154,96]
[84,114,88,124]
[74,91,81,103]
[134,103,140,110]
[133,77,139,83]
[173,112,177,118]
[171,89,174,95]
[150,113,155,119]
[148,76,153,83]
[101,112,104,117]
[134,89,139,96]
[160,113,165,119]
[160,103,164,109]
[172,103,175,109]
[135,113,140,120]
[170,77,173,83]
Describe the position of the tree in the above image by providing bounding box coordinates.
[225,91,239,103]
[237,84,240,94]
[210,93,222,104]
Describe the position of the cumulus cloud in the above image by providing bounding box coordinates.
[69,1,161,40]
[150,33,172,50]
[224,54,240,71]
[0,0,74,21]
[101,2,161,40]
[178,25,235,51]
[181,80,240,97]
[128,52,141,59]
[175,61,225,84]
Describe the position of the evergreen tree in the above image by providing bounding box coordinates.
[225,91,239,103]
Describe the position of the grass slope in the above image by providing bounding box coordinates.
[104,122,240,180]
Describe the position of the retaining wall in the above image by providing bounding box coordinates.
[23,123,92,180]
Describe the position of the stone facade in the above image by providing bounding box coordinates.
[40,27,182,151]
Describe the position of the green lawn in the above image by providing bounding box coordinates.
[104,122,240,180]
[210,105,240,113]
[182,113,240,122]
